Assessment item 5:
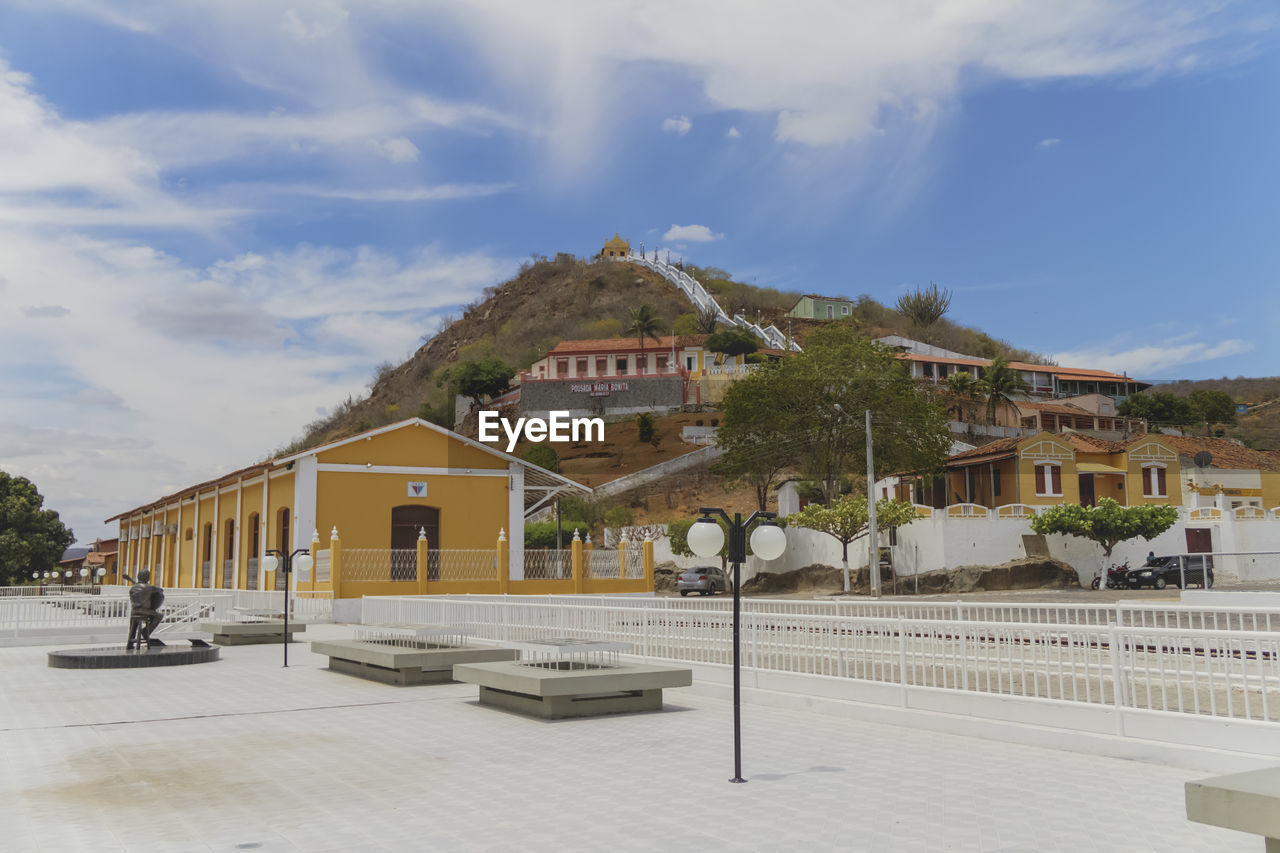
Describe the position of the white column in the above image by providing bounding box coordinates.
[293,456,318,553]
[232,478,244,590]
[507,463,525,580]
[260,471,270,591]
[158,508,168,587]
[212,487,220,589]
[191,496,200,589]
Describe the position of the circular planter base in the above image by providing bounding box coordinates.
[48,643,220,669]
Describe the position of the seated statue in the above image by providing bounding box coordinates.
[123,570,166,650]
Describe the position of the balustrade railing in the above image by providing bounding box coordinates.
[363,596,1280,725]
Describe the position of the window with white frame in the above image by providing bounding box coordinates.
[1142,464,1168,498]
[1035,463,1063,497]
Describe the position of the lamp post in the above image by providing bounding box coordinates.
[261,547,313,667]
[686,507,787,783]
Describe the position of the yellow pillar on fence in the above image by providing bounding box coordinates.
[497,529,510,595]
[416,528,430,595]
[642,538,655,591]
[571,530,585,594]
[330,527,343,601]
[618,534,629,579]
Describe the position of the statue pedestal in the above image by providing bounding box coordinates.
[47,642,220,669]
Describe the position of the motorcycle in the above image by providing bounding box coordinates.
[1090,559,1130,590]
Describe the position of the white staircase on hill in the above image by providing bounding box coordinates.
[625,253,802,352]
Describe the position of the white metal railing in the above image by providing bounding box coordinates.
[1,591,234,637]
[524,549,571,579]
[0,585,104,597]
[363,596,1280,725]
[419,594,1280,631]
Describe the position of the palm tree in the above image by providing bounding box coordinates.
[625,303,664,355]
[978,356,1028,425]
[946,371,981,423]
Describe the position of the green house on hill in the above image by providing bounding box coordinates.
[787,294,855,320]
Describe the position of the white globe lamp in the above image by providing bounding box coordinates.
[96,568,106,578]
[294,554,314,575]
[687,518,725,559]
[749,522,787,561]
[261,555,280,573]
[80,568,90,579]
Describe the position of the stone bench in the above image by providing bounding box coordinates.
[199,620,303,646]
[311,638,517,686]
[452,658,693,719]
[1186,767,1280,852]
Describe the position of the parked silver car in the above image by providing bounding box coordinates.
[677,566,731,596]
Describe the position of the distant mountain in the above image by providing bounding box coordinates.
[1148,377,1280,451]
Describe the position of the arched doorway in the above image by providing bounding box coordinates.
[391,505,440,580]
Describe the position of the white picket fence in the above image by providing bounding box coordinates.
[426,594,1280,632]
[361,596,1280,743]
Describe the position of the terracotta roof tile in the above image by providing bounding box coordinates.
[1065,434,1127,454]
[1151,435,1280,472]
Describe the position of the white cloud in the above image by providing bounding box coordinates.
[662,116,692,136]
[273,182,516,202]
[1051,337,1255,377]
[663,224,723,243]
[1037,138,1062,149]
[726,126,741,139]
[369,136,420,163]
[0,230,515,542]
[422,0,1262,153]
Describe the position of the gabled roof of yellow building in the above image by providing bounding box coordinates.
[109,418,590,522]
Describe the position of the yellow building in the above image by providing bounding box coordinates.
[107,419,632,597]
[901,432,1183,509]
[600,233,631,259]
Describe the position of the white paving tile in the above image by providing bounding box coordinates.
[0,625,1262,852]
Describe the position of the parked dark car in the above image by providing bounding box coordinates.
[677,566,731,596]
[1125,555,1214,590]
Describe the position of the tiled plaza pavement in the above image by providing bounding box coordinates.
[0,625,1259,853]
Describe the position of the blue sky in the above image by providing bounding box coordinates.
[0,1,1277,542]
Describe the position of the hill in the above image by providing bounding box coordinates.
[1148,377,1280,450]
[276,256,1056,459]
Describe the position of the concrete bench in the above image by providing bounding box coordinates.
[1186,767,1280,851]
[199,620,303,646]
[311,638,518,686]
[453,656,693,719]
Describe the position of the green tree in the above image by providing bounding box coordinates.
[895,282,953,327]
[1187,389,1238,431]
[788,496,918,590]
[705,329,759,358]
[712,362,796,510]
[1118,392,1196,429]
[1029,498,1178,559]
[775,327,951,505]
[636,412,657,443]
[945,372,983,423]
[0,471,75,585]
[521,444,560,473]
[672,312,700,336]
[624,303,664,354]
[446,357,517,407]
[977,356,1028,425]
[524,520,589,549]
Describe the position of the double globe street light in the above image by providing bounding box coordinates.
[261,547,313,667]
[685,507,787,784]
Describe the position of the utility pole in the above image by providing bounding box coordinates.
[866,408,880,598]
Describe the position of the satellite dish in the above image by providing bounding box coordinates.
[1193,451,1212,468]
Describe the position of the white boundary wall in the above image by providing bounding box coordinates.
[650,512,1280,585]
